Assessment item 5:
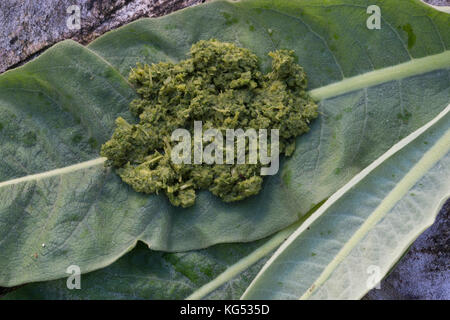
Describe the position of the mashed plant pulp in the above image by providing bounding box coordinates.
[101,39,318,207]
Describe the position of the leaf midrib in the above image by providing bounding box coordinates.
[241,104,450,300]
[0,158,106,188]
[309,50,450,100]
[301,113,450,299]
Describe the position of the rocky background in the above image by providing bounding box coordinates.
[0,0,448,300]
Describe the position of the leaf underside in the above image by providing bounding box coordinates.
[0,0,448,298]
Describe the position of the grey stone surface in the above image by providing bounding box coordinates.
[0,0,206,73]
[425,0,449,5]
[0,0,448,300]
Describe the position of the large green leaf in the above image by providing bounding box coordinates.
[0,239,271,300]
[0,0,449,288]
[243,104,450,299]
[2,213,305,300]
[4,105,448,300]
[0,241,256,300]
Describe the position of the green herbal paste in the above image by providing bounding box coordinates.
[101,39,318,207]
